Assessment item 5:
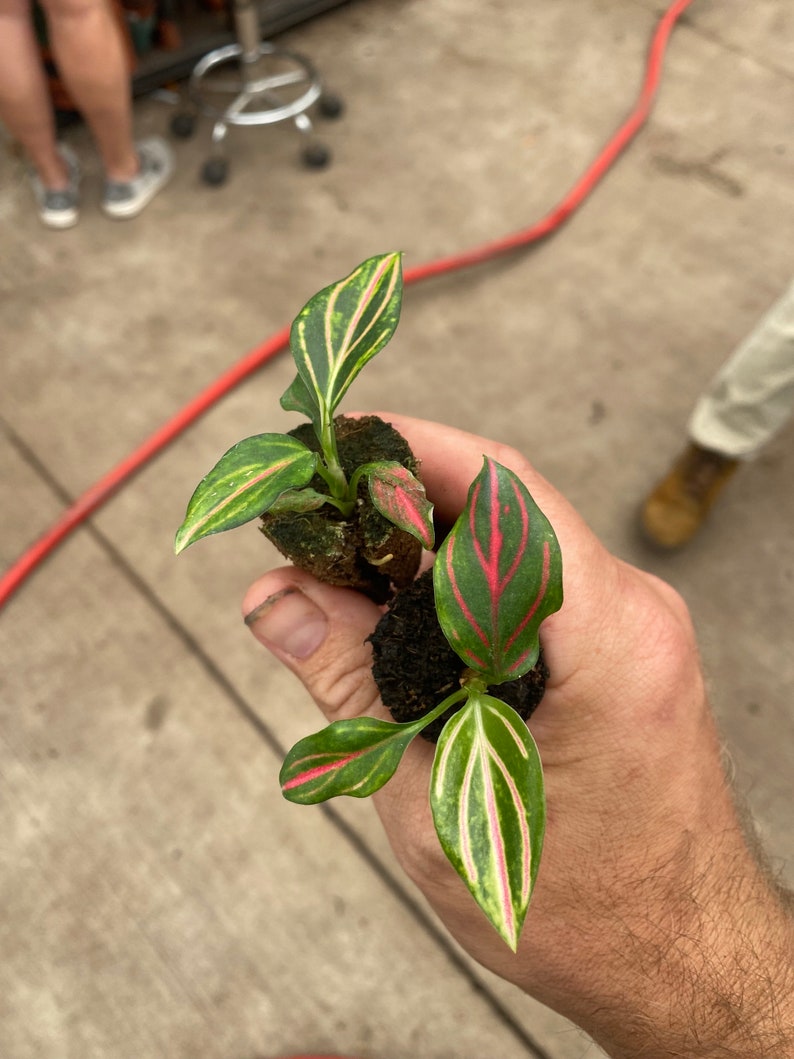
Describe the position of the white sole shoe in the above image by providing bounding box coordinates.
[31,143,81,229]
[102,136,175,220]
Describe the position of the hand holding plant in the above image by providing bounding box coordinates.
[177,255,563,949]
[244,415,794,1059]
[177,253,794,1055]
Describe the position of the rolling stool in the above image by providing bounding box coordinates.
[171,0,343,186]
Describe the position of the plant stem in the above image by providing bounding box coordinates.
[460,670,489,695]
[319,414,350,502]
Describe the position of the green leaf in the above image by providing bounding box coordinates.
[430,693,545,951]
[289,252,403,429]
[267,487,329,514]
[363,461,435,549]
[175,433,317,553]
[433,457,563,683]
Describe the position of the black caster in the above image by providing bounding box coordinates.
[303,142,331,169]
[170,112,196,139]
[318,92,344,120]
[201,156,229,186]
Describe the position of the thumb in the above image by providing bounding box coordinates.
[242,567,388,723]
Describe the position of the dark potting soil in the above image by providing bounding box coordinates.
[259,415,423,603]
[369,569,549,742]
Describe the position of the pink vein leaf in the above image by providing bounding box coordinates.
[175,434,317,552]
[430,694,545,951]
[433,458,563,683]
[365,461,435,548]
[279,714,425,805]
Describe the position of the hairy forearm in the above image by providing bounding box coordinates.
[580,816,794,1058]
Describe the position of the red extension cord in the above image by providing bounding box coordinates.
[0,0,696,609]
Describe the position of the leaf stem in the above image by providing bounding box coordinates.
[410,687,470,733]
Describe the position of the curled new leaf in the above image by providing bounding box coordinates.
[364,461,435,549]
[430,693,545,951]
[433,457,563,683]
[279,372,319,427]
[174,434,317,553]
[267,487,329,514]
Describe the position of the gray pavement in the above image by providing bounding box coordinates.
[1,1,792,1056]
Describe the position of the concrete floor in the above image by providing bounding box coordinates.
[1,1,792,1056]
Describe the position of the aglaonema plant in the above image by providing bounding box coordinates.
[174,251,434,567]
[279,456,563,950]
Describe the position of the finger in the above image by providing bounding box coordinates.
[351,410,578,533]
[242,566,389,723]
[243,567,439,835]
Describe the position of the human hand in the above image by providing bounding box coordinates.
[243,414,794,1059]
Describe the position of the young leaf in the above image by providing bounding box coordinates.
[363,461,435,549]
[289,252,403,426]
[174,434,317,553]
[267,487,329,514]
[433,457,563,683]
[280,715,428,804]
[430,693,545,951]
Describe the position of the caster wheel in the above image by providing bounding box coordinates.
[170,112,196,139]
[318,92,344,119]
[201,156,229,186]
[303,142,331,169]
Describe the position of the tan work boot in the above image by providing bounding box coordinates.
[641,442,740,548]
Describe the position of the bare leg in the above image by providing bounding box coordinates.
[0,0,69,188]
[38,0,138,181]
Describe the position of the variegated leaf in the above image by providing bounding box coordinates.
[289,252,403,424]
[430,693,545,951]
[364,461,435,549]
[174,434,317,553]
[433,458,563,683]
[280,715,427,804]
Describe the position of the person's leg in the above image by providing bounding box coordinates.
[688,279,794,457]
[0,0,70,188]
[37,0,138,181]
[642,280,794,548]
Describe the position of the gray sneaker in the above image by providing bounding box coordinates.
[102,136,174,219]
[30,143,81,229]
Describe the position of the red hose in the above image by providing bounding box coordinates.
[0,0,696,609]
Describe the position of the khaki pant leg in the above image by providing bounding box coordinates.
[689,279,794,458]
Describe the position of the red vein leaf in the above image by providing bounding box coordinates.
[430,693,545,951]
[280,715,425,804]
[174,434,317,552]
[433,458,563,683]
[365,461,435,548]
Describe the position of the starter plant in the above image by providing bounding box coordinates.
[174,252,434,603]
[175,252,564,950]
